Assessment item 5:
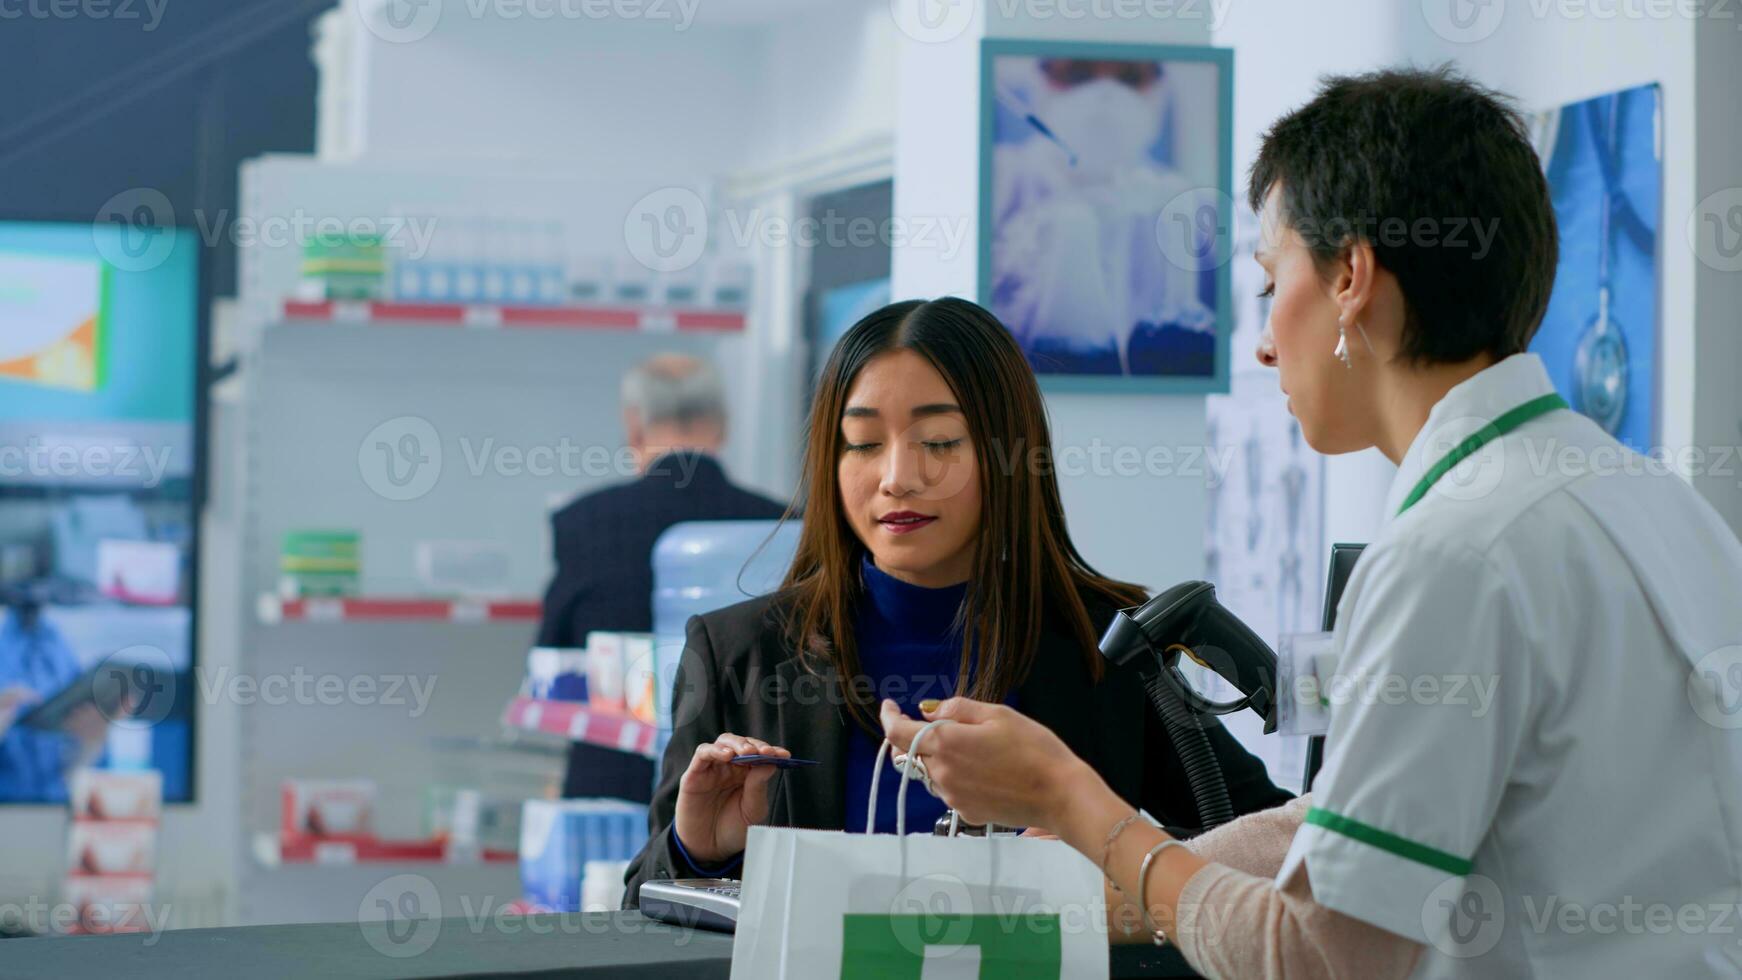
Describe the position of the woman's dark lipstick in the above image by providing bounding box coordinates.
[877,511,937,535]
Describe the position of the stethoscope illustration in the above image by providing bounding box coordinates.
[1575,94,1636,435]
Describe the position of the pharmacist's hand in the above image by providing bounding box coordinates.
[880,697,1099,831]
[673,732,791,865]
[0,685,39,738]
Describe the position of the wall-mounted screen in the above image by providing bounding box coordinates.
[0,220,200,804]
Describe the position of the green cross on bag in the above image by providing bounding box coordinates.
[840,913,1064,979]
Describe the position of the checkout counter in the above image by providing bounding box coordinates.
[4,911,1202,977]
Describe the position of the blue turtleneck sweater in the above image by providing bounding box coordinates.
[848,555,1009,836]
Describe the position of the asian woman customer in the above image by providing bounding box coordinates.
[623,296,1291,903]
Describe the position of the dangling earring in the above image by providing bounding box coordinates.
[1335,317,1353,368]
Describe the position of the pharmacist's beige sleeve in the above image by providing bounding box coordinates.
[1172,862,1421,980]
[1183,794,1311,879]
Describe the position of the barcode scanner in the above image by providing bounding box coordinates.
[1099,580,1281,831]
[1100,580,1279,733]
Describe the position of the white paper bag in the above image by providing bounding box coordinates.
[730,735,1109,979]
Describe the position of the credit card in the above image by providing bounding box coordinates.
[730,755,819,769]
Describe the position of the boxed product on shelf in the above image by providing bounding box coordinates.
[414,539,512,597]
[60,876,155,935]
[581,859,631,912]
[69,769,162,822]
[623,633,658,725]
[526,647,588,701]
[279,530,360,598]
[297,234,386,301]
[392,212,567,307]
[519,799,648,913]
[66,820,157,876]
[584,631,626,711]
[609,257,654,305]
[422,784,524,853]
[704,260,753,310]
[281,778,376,839]
[566,255,610,304]
[526,647,559,699]
[655,266,704,307]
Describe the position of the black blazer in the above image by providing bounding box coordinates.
[537,451,787,646]
[536,451,787,801]
[624,587,1291,903]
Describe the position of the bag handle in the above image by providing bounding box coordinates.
[864,719,956,835]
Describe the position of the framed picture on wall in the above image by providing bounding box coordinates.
[978,39,1234,393]
[1524,82,1661,452]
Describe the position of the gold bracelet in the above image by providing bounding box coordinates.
[1097,810,1142,893]
[1137,838,1186,946]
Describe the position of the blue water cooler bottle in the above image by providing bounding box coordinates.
[650,520,800,771]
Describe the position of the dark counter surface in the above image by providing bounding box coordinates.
[1,911,1199,978]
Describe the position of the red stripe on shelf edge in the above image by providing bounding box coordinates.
[346,599,454,618]
[276,837,518,863]
[278,598,542,621]
[358,841,449,861]
[522,698,581,729]
[369,302,467,323]
[283,300,335,319]
[675,311,746,331]
[500,306,642,328]
[274,599,441,619]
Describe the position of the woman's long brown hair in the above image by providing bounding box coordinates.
[779,297,1148,731]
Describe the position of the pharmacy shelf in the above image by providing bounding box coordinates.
[231,159,739,927]
[501,696,659,760]
[253,832,517,868]
[256,595,542,625]
[279,299,745,333]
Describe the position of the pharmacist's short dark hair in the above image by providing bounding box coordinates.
[1247,64,1559,366]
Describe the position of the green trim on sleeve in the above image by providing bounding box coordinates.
[1304,807,1473,875]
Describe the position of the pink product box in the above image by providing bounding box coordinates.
[61,876,156,934]
[623,634,657,725]
[69,769,163,822]
[584,631,626,711]
[66,821,157,876]
[281,779,377,838]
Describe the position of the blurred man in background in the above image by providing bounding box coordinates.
[539,354,787,802]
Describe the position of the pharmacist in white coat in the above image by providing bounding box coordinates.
[879,67,1742,978]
